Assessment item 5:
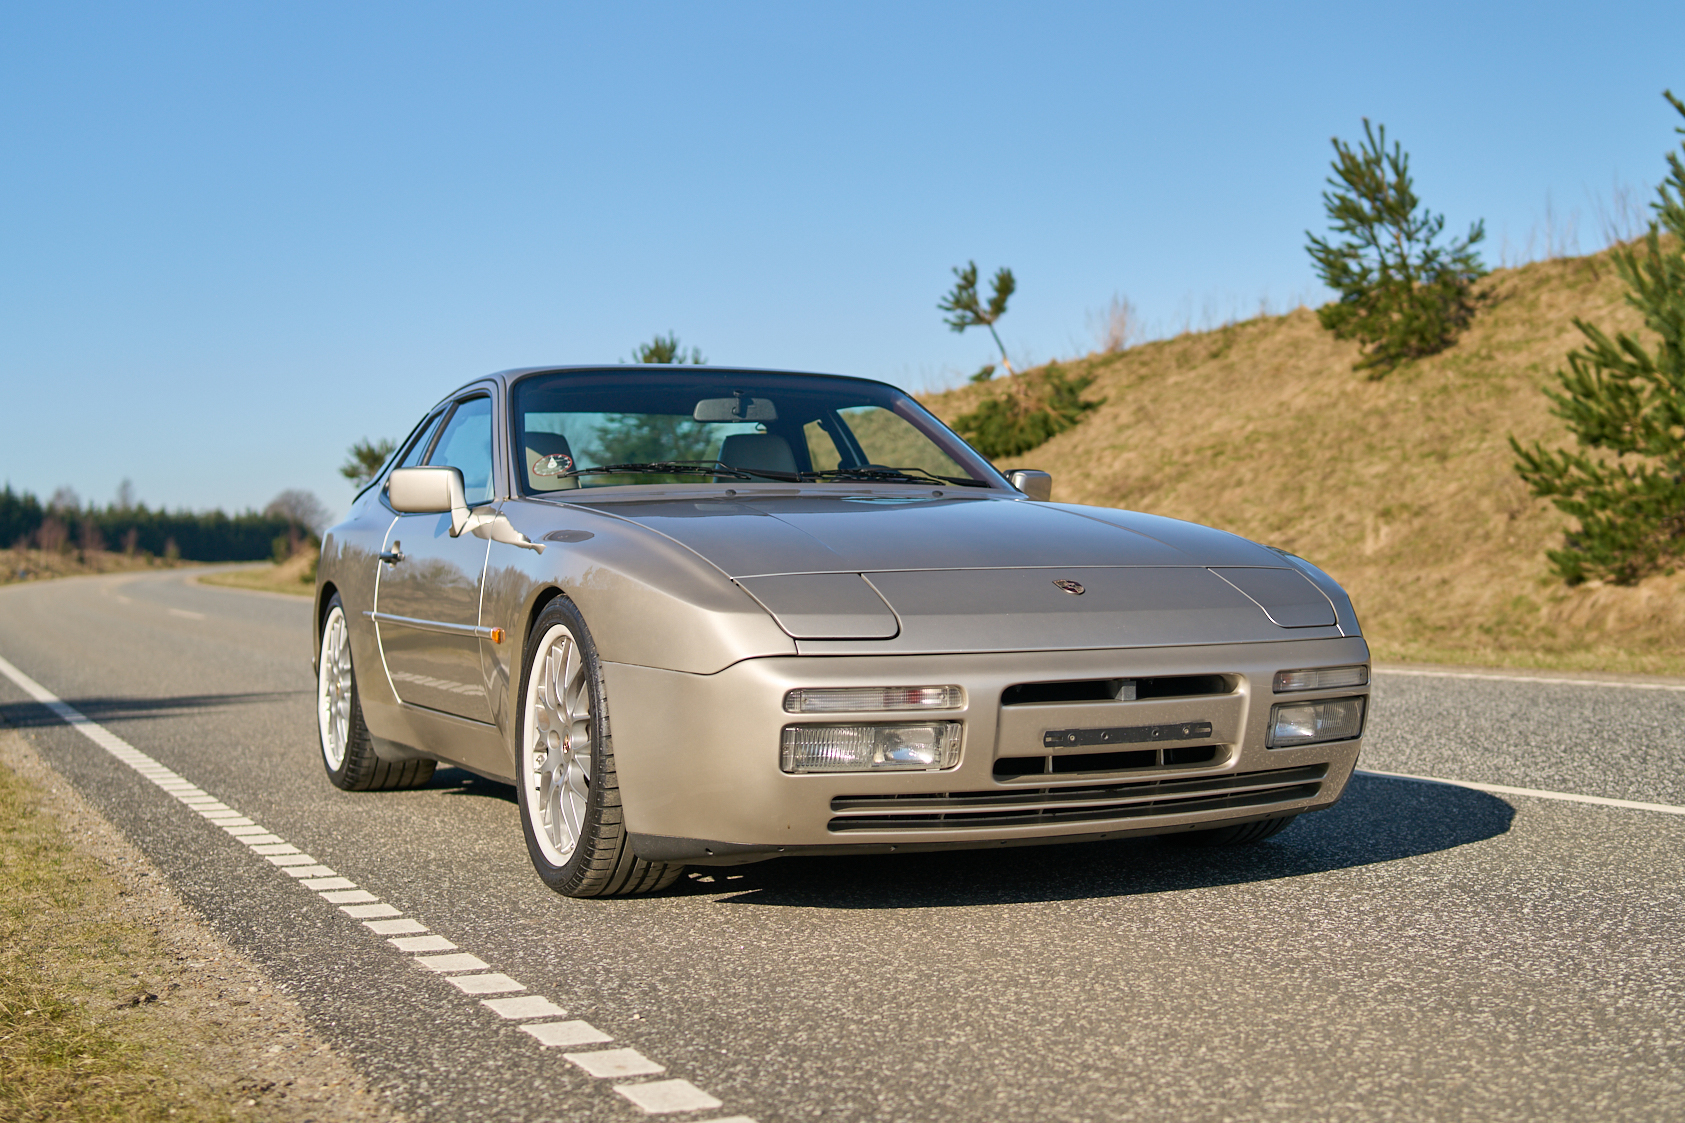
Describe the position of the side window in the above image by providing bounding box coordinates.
[803,420,843,472]
[837,406,965,476]
[395,411,447,472]
[427,397,496,505]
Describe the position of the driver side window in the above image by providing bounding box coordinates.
[428,396,496,505]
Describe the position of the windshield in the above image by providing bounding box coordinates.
[509,369,1003,493]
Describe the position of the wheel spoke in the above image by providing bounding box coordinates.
[523,624,596,867]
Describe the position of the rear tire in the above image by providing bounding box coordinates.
[1171,814,1297,847]
[317,595,436,791]
[516,597,683,898]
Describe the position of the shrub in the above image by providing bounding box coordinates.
[954,363,1103,459]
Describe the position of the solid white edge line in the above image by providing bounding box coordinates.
[1355,768,1685,816]
[0,649,751,1116]
[1374,667,1685,692]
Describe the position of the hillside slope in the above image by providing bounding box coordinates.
[922,249,1685,673]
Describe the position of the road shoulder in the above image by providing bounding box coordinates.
[0,724,402,1123]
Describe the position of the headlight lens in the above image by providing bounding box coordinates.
[780,722,963,772]
[1267,697,1366,748]
[783,685,964,714]
[1272,665,1368,693]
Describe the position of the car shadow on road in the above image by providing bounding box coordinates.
[0,691,307,729]
[695,773,1514,909]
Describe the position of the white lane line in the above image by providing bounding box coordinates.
[615,1080,726,1114]
[414,953,491,974]
[0,652,759,1122]
[566,1049,666,1078]
[1374,667,1685,692]
[168,608,206,620]
[447,973,526,995]
[484,995,568,1020]
[389,935,456,953]
[1356,768,1685,816]
[523,1020,614,1047]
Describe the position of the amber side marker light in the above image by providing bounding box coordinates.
[488,628,505,645]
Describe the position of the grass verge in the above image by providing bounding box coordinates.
[0,726,399,1122]
[195,554,315,598]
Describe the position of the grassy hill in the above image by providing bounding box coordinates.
[922,247,1685,674]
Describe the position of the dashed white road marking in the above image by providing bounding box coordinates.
[524,1020,614,1047]
[1356,768,1685,815]
[615,1079,725,1114]
[389,935,456,953]
[566,1048,665,1078]
[1374,666,1685,692]
[168,608,206,620]
[447,973,526,995]
[0,651,758,1123]
[416,953,491,974]
[484,995,568,1020]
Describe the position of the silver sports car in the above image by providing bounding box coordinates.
[314,366,1370,897]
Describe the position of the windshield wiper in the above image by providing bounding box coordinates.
[806,466,990,488]
[561,461,765,482]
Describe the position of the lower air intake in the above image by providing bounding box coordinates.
[828,764,1326,832]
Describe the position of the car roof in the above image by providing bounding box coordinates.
[436,364,910,406]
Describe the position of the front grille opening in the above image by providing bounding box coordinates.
[1135,675,1232,699]
[1001,678,1124,705]
[994,744,1219,781]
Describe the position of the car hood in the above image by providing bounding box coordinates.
[574,492,1354,652]
[576,491,1284,576]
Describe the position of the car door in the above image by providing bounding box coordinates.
[374,393,497,723]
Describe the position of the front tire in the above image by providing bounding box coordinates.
[517,598,683,897]
[317,595,435,791]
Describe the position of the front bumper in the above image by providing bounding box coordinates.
[606,636,1369,865]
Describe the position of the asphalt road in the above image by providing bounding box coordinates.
[1,568,1681,1122]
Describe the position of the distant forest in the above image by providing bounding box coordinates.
[0,485,298,562]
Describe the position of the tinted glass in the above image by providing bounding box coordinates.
[511,370,997,492]
[395,411,446,472]
[427,396,496,504]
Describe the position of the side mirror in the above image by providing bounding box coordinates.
[388,467,470,535]
[1007,469,1052,502]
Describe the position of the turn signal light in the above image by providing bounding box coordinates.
[783,686,964,714]
[1272,665,1368,693]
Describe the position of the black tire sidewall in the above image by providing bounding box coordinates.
[516,597,611,893]
[317,593,363,789]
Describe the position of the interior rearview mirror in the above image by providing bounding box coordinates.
[1007,469,1052,502]
[693,396,777,423]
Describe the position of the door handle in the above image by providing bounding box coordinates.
[379,541,405,565]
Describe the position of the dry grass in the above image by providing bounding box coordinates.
[0,549,182,587]
[195,553,315,598]
[0,728,401,1123]
[922,247,1685,674]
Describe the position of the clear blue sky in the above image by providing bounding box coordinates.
[4,1,1682,518]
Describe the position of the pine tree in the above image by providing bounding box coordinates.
[631,332,705,365]
[939,262,1017,375]
[340,438,397,487]
[1306,120,1487,375]
[1511,92,1685,585]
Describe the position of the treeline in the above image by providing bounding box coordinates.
[0,485,299,562]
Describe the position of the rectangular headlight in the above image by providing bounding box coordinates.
[1267,697,1366,748]
[1272,665,1368,693]
[783,685,964,714]
[780,722,963,772]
